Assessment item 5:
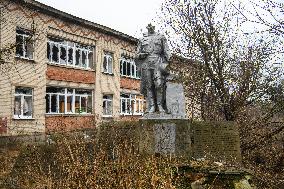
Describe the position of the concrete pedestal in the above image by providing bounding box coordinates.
[139,118,192,158]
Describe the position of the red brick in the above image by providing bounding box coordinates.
[45,116,96,132]
[46,65,95,84]
[120,77,140,90]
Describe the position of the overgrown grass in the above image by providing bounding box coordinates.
[0,121,254,189]
[1,122,179,188]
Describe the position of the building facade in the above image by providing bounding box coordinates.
[0,0,145,135]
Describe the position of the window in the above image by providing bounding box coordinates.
[47,38,94,69]
[16,28,34,59]
[46,87,92,114]
[120,56,141,79]
[103,52,113,74]
[103,95,113,116]
[120,93,144,115]
[14,87,33,119]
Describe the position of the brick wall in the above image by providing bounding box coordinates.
[46,65,96,84]
[45,116,96,132]
[0,0,140,135]
[120,77,140,90]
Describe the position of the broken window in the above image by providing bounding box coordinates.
[75,96,81,113]
[103,52,113,74]
[16,35,24,56]
[59,95,65,113]
[47,38,94,69]
[120,93,144,115]
[46,87,92,114]
[66,95,73,113]
[88,51,93,69]
[103,95,113,116]
[50,94,57,113]
[26,39,33,59]
[126,61,131,76]
[120,60,123,74]
[103,55,107,72]
[120,56,140,79]
[120,93,130,114]
[82,50,87,68]
[81,96,87,112]
[68,47,73,65]
[16,28,34,59]
[51,43,59,63]
[60,46,67,64]
[75,89,92,113]
[75,49,80,66]
[123,60,127,75]
[131,63,136,77]
[14,87,33,119]
[47,43,50,61]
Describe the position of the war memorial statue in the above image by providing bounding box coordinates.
[136,23,171,114]
[136,24,189,156]
[136,26,243,182]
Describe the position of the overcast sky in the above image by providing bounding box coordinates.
[37,0,164,38]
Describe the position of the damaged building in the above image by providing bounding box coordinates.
[0,0,145,135]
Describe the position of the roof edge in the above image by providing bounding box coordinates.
[17,0,138,44]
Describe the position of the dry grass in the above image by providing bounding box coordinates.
[0,123,180,189]
[0,140,21,187]
[0,121,258,189]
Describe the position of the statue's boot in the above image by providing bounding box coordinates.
[148,106,155,113]
[158,105,166,113]
[156,88,166,113]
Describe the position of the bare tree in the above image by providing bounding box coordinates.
[160,0,282,121]
[159,1,284,187]
[234,0,284,35]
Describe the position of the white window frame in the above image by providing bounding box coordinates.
[120,56,140,79]
[75,94,91,114]
[120,94,131,115]
[14,87,33,119]
[120,93,144,115]
[47,38,93,69]
[102,95,113,117]
[46,87,93,115]
[15,29,34,60]
[102,52,113,74]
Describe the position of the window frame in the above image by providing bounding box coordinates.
[15,28,34,60]
[120,56,141,79]
[46,87,93,115]
[102,94,113,117]
[14,87,33,119]
[47,37,94,70]
[120,93,144,116]
[102,52,113,74]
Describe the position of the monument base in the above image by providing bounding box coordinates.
[138,118,191,158]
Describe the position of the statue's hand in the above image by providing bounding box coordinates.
[159,62,168,71]
[137,53,148,59]
[159,63,170,75]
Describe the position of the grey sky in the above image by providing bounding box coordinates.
[37,0,163,38]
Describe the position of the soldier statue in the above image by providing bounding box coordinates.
[136,23,171,113]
